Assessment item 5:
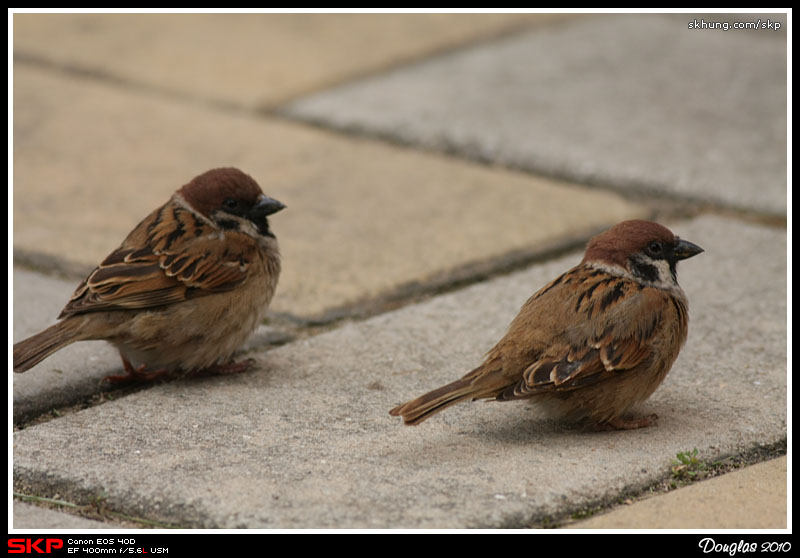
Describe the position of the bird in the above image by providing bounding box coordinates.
[13,167,286,380]
[390,220,703,430]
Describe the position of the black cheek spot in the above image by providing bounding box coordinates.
[631,260,658,283]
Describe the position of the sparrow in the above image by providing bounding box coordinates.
[13,167,285,380]
[390,220,703,430]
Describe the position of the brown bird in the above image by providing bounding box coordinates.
[390,220,703,430]
[13,167,285,380]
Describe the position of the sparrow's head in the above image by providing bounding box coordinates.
[582,220,703,288]
[180,168,286,238]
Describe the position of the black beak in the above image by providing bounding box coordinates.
[252,194,286,217]
[673,238,704,261]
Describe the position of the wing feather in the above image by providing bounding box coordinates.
[59,200,255,317]
[494,267,670,400]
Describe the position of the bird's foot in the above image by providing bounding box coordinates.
[103,357,172,383]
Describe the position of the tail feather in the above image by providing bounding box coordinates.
[13,320,84,373]
[390,366,509,425]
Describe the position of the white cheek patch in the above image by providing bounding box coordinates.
[652,259,674,284]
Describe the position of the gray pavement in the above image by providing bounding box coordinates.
[284,14,787,215]
[12,12,787,531]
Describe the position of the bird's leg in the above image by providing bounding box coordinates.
[102,355,172,383]
[592,413,659,431]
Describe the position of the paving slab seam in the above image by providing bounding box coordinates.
[469,440,787,529]
[547,439,788,529]
[13,383,154,431]
[13,492,175,529]
[14,16,576,113]
[13,53,254,116]
[13,469,241,529]
[249,15,583,111]
[13,480,193,529]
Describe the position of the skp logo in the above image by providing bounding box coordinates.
[8,539,64,554]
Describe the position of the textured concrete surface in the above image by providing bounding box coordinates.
[13,65,644,322]
[13,13,560,108]
[572,456,787,529]
[12,215,787,529]
[13,502,130,530]
[11,12,787,532]
[285,14,787,215]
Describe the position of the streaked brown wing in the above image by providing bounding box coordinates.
[59,201,255,317]
[496,272,669,399]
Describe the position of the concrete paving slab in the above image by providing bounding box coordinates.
[13,13,559,108]
[12,215,787,528]
[572,456,787,529]
[283,14,787,216]
[13,65,644,322]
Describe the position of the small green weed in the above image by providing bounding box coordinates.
[670,448,705,483]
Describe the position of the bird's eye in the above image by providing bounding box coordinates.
[647,241,662,255]
[223,198,239,210]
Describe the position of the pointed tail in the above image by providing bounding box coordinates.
[389,378,481,425]
[13,320,84,373]
[390,362,512,426]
